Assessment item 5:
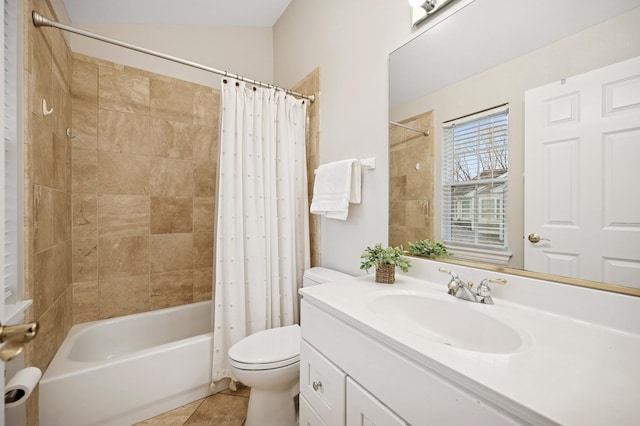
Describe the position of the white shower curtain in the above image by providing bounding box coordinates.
[211,78,310,385]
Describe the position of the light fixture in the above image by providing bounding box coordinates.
[409,0,436,12]
[409,0,458,30]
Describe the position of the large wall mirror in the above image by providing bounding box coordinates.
[389,0,640,296]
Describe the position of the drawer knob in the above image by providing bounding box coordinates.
[312,381,322,391]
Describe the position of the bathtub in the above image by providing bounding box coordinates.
[39,301,214,426]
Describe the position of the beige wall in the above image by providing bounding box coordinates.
[67,24,275,89]
[273,0,413,275]
[70,53,218,322]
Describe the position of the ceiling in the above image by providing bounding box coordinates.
[61,0,293,26]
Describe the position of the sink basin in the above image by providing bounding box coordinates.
[367,294,526,354]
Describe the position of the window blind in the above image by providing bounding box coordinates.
[3,0,19,303]
[441,105,509,250]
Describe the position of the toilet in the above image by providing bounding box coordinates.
[228,267,352,426]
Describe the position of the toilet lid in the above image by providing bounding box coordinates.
[228,324,300,368]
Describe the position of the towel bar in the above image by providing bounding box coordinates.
[313,157,376,174]
[359,157,376,170]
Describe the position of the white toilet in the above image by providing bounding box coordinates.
[228,267,352,426]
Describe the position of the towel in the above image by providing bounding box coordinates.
[310,159,361,220]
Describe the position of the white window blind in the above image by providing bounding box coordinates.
[441,105,509,251]
[3,0,19,303]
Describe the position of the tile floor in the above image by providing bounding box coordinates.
[134,385,250,426]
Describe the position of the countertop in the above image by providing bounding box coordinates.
[300,274,640,425]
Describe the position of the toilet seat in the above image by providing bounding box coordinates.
[228,325,300,371]
[229,354,299,371]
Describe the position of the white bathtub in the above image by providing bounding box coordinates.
[39,301,214,426]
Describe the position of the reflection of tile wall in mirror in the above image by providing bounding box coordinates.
[389,110,434,249]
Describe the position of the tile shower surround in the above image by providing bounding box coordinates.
[22,2,320,423]
[70,53,219,322]
[69,58,321,323]
[23,1,74,424]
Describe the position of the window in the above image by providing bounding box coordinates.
[3,0,22,306]
[441,105,509,254]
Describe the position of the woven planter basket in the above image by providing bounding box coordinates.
[375,264,396,284]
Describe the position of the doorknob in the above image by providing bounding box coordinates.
[0,321,39,362]
[528,233,550,244]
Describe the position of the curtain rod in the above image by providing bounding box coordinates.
[443,102,508,124]
[31,11,315,103]
[389,121,430,136]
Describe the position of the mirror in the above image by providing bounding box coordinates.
[389,0,640,295]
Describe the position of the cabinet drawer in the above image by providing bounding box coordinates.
[300,340,346,425]
[346,378,408,426]
[299,395,328,426]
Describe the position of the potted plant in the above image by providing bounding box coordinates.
[407,239,451,258]
[360,243,411,284]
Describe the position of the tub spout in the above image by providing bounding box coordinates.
[0,320,39,362]
[0,321,39,344]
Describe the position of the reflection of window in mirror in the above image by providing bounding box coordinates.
[441,104,510,264]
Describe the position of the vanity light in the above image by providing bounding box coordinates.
[409,0,436,12]
[409,0,459,30]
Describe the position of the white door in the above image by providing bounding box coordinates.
[524,56,640,287]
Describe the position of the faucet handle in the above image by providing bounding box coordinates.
[478,278,507,293]
[476,278,507,304]
[440,268,462,295]
[438,267,458,278]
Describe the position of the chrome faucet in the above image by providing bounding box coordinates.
[439,268,507,304]
[438,267,477,302]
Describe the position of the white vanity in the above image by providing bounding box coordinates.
[298,261,640,425]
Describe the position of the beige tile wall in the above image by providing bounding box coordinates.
[70,54,219,323]
[389,111,435,248]
[23,1,74,424]
[292,68,321,266]
[24,0,74,374]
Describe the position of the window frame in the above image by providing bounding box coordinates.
[3,0,26,320]
[440,104,511,264]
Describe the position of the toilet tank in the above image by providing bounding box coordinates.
[303,267,352,287]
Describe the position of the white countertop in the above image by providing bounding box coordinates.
[300,274,640,425]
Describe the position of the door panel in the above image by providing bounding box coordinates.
[525,56,640,287]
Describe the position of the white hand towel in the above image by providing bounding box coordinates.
[310,159,361,220]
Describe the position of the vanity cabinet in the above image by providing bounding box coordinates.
[300,338,408,426]
[299,395,327,426]
[299,340,346,425]
[346,378,408,426]
[300,299,526,426]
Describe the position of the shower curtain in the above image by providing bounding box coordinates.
[211,78,310,386]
